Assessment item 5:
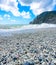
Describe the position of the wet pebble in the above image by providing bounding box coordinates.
[13,57,18,62]
[23,61,34,65]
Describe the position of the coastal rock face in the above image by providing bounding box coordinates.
[30,11,56,24]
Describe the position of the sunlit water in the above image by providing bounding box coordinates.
[0,23,56,30]
[0,23,56,32]
[0,23,56,36]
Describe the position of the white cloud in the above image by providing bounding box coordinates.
[30,2,41,9]
[11,19,16,22]
[30,2,43,15]
[4,14,10,19]
[21,11,30,18]
[53,0,56,5]
[4,14,10,18]
[31,8,45,15]
[18,0,40,6]
[0,0,30,18]
[0,15,3,20]
[0,0,20,16]
[19,0,55,15]
[30,1,54,15]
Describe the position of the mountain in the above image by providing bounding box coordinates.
[30,11,56,24]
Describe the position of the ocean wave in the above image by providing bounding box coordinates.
[21,23,56,29]
[0,23,56,32]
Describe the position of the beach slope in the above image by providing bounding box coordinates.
[0,28,56,65]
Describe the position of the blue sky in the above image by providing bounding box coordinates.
[0,0,56,24]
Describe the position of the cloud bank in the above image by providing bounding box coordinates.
[0,15,3,21]
[0,0,30,18]
[18,0,56,15]
[0,0,56,19]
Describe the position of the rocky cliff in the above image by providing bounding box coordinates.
[30,11,56,24]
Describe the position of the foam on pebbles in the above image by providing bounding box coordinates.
[0,28,56,65]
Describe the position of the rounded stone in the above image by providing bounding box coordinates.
[23,61,34,65]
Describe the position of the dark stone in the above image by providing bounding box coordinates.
[44,55,48,57]
[54,55,56,58]
[3,55,6,58]
[34,50,38,53]
[1,58,4,62]
[39,59,42,62]
[38,57,42,62]
[49,63,51,65]
[46,59,49,62]
[13,57,17,61]
[25,51,27,54]
[1,55,6,62]
[0,63,1,65]
[23,61,34,65]
[17,43,19,45]
[3,61,7,64]
[55,52,56,55]
[23,61,30,65]
[10,51,14,54]
[54,63,56,65]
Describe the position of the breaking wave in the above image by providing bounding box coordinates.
[21,23,56,29]
[0,23,56,32]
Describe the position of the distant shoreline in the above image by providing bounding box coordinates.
[0,24,56,36]
[0,27,56,36]
[0,23,56,30]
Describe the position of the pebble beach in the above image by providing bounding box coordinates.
[0,28,56,65]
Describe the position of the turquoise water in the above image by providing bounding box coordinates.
[0,24,25,29]
[0,24,56,29]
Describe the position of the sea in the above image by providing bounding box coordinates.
[0,23,56,36]
[0,23,56,29]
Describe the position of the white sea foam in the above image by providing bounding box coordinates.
[19,23,56,31]
[0,23,56,32]
[21,23,56,29]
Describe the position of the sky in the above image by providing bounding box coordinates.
[0,0,56,24]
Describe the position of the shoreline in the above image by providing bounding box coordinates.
[0,27,56,32]
[0,27,56,37]
[0,28,56,65]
